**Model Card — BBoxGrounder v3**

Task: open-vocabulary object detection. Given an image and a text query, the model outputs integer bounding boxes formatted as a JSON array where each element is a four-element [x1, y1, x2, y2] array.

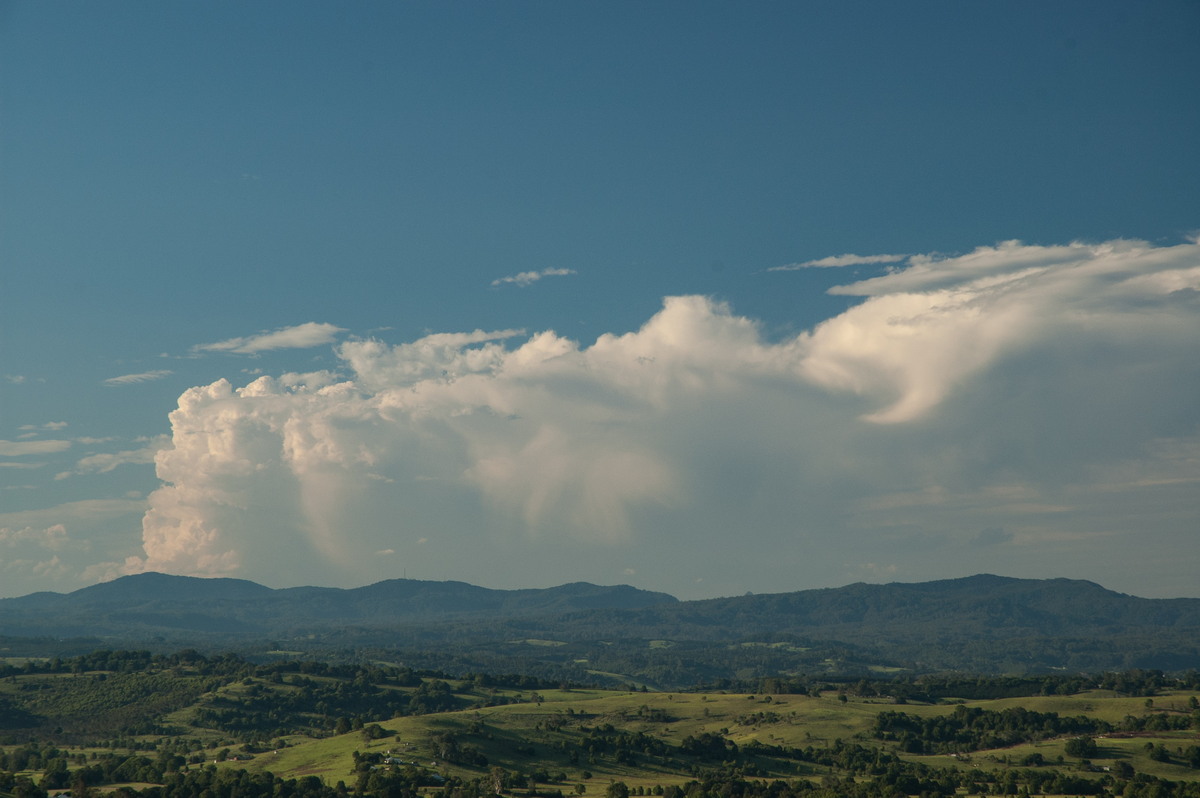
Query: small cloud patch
[[195, 322, 346, 355], [491, 268, 576, 288], [104, 370, 173, 386]]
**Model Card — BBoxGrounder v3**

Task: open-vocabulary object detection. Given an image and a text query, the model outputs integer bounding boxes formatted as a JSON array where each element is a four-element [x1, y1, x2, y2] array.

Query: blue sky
[[1, 1, 1198, 600]]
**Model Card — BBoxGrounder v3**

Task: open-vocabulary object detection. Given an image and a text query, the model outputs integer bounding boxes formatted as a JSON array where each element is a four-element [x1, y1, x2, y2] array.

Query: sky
[[1, 1, 1198, 601]]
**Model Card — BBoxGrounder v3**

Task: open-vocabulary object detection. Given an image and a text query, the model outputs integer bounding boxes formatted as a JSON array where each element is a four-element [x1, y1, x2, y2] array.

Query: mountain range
[[0, 572, 676, 637], [2, 573, 1198, 682]]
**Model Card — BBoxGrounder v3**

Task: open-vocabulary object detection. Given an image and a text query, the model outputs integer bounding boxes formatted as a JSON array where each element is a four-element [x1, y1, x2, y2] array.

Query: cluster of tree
[[8, 759, 1200, 798], [739, 669, 1200, 703], [578, 724, 671, 766], [354, 635, 872, 690], [0, 650, 253, 679], [1, 649, 461, 684], [871, 703, 1200, 757], [19, 640, 1187, 700], [426, 733, 489, 767], [191, 675, 465, 741], [873, 704, 1108, 753], [608, 754, 1200, 798], [1, 668, 226, 743], [194, 677, 408, 738], [0, 740, 291, 795], [462, 672, 572, 691], [679, 733, 739, 762], [5, 729, 1200, 798], [656, 770, 1200, 798], [1144, 743, 1200, 769], [0, 651, 522, 744], [0, 742, 67, 773]]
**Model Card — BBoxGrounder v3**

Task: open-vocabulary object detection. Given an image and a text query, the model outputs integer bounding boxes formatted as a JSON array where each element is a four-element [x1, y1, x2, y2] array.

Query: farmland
[[1, 652, 1199, 797]]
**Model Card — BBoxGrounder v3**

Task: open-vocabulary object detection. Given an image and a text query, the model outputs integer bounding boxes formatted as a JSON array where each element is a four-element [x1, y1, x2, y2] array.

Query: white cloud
[[769, 253, 908, 271], [82, 559, 141, 586], [0, 524, 68, 550], [56, 436, 170, 479], [0, 501, 148, 596], [134, 237, 1200, 598], [338, 329, 525, 392], [491, 267, 577, 287], [104, 370, 173, 386], [194, 322, 347, 355], [801, 238, 1200, 423], [0, 525, 73, 585], [0, 499, 146, 531], [0, 439, 71, 456]]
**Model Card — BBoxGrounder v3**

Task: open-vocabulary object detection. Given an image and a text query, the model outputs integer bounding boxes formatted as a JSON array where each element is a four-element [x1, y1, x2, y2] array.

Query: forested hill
[[0, 573, 677, 637], [2, 573, 1199, 678], [621, 574, 1200, 640], [546, 574, 1200, 671]]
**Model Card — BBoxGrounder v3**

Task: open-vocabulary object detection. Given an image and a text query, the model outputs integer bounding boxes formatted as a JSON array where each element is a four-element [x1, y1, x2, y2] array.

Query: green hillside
[[2, 651, 1200, 797]]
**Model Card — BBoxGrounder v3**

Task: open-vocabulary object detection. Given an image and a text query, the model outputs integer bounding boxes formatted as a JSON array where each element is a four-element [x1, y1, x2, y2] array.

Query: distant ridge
[[0, 573, 679, 638], [71, 572, 274, 603], [1, 573, 1198, 676]]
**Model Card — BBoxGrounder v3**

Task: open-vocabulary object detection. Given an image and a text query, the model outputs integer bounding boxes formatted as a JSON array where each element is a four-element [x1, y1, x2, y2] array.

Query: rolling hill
[[2, 573, 1198, 681]]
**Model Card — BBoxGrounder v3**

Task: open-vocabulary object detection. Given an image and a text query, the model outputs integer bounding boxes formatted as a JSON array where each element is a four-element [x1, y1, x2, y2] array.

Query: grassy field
[[2, 660, 1197, 796], [209, 684, 1200, 791]]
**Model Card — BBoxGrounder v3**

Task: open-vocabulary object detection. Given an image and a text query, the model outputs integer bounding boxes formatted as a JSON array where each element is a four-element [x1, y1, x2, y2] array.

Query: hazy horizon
[[8, 569, 1199, 604]]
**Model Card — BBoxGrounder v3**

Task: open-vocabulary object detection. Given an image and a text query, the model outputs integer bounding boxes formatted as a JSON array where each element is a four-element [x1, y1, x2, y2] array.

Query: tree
[[1065, 736, 1098, 759]]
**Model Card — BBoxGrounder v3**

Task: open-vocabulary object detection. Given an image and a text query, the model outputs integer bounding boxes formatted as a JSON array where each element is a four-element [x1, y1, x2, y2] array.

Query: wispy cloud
[[0, 499, 146, 531], [194, 322, 347, 355], [0, 440, 71, 457], [104, 370, 174, 386], [491, 268, 577, 288], [769, 253, 908, 271], [56, 436, 169, 480]]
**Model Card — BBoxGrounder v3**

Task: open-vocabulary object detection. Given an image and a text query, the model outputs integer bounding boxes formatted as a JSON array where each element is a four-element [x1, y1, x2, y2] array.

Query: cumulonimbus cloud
[[134, 236, 1200, 596], [194, 322, 346, 354]]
